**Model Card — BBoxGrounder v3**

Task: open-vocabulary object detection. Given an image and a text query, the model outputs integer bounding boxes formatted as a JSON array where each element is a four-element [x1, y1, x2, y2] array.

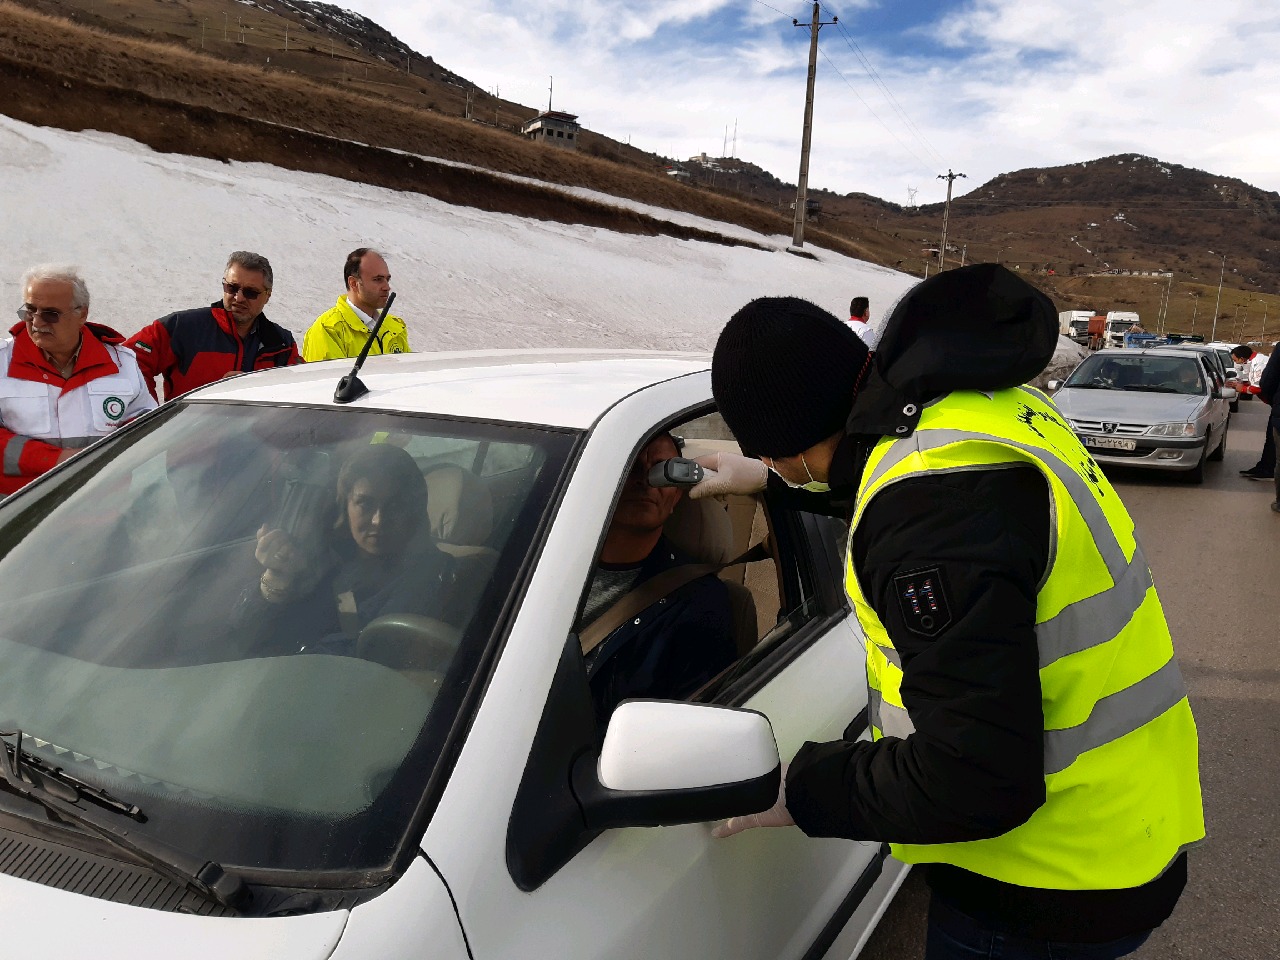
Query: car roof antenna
[[334, 291, 396, 404]]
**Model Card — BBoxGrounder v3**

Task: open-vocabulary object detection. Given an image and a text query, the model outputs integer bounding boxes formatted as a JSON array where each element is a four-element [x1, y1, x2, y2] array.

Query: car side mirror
[[572, 700, 780, 831], [1216, 386, 1237, 401], [1046, 380, 1062, 392]]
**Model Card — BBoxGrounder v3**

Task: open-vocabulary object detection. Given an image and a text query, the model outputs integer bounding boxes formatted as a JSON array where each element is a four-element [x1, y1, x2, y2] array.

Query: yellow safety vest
[[847, 386, 1204, 889]]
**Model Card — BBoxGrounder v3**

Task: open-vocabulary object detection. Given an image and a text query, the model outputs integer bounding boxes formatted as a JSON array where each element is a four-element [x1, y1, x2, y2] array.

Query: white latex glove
[[712, 764, 794, 838], [689, 452, 768, 500]]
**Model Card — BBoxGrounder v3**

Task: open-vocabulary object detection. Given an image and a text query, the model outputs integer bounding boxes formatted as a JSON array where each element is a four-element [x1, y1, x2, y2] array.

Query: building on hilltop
[[522, 111, 581, 150]]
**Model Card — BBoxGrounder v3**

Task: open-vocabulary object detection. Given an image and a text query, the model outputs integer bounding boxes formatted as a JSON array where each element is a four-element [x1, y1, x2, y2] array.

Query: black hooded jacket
[[778, 266, 1186, 942]]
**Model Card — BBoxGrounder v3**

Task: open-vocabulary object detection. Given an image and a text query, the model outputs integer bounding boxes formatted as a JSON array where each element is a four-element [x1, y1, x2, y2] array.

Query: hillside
[[1, 0, 1278, 342]]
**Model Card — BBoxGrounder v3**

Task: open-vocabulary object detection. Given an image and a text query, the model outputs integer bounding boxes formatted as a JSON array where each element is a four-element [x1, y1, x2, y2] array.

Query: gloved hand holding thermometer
[[685, 452, 768, 499]]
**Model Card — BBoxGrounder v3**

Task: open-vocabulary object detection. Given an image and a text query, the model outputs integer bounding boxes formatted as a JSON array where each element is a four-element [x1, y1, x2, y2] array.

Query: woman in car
[[236, 443, 459, 656]]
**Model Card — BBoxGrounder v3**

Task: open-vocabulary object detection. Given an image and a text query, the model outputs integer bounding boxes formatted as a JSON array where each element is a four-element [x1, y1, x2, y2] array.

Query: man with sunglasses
[[125, 251, 300, 402], [1, 264, 155, 495]]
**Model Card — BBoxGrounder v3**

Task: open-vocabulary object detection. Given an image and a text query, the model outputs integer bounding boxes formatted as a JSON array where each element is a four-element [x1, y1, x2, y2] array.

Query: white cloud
[[339, 1, 1280, 206]]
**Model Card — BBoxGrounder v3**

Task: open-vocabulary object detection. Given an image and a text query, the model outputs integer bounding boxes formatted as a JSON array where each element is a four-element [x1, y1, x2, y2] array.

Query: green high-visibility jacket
[[848, 385, 1205, 890]]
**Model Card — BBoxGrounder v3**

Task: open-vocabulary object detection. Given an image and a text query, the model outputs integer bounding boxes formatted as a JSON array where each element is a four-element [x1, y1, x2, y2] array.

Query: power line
[[817, 48, 936, 177], [827, 13, 947, 170], [750, 0, 807, 19]]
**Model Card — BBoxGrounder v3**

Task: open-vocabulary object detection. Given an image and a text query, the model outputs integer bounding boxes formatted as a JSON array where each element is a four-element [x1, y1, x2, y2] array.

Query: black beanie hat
[[711, 297, 871, 458]]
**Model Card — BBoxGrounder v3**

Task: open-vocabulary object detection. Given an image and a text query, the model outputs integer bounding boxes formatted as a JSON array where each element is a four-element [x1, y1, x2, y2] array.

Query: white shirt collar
[[345, 297, 377, 329]]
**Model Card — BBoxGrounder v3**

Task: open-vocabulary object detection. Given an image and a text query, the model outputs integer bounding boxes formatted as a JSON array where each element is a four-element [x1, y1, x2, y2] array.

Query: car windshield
[[0, 400, 575, 877], [1064, 354, 1206, 395]]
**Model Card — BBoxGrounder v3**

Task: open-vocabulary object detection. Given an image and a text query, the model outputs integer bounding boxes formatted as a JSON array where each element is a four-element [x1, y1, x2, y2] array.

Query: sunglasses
[[17, 304, 81, 324], [222, 281, 266, 302]]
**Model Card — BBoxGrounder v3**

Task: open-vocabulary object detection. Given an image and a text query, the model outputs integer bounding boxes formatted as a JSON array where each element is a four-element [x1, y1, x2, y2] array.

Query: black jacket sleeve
[[1259, 345, 1280, 406], [785, 465, 1051, 844]]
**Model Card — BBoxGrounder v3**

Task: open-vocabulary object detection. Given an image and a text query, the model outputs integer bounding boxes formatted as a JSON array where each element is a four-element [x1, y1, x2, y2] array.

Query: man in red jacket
[[2, 264, 155, 494], [126, 251, 301, 401]]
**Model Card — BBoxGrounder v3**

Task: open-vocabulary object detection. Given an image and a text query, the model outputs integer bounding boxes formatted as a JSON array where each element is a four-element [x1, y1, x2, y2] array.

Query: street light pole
[[1210, 251, 1227, 342]]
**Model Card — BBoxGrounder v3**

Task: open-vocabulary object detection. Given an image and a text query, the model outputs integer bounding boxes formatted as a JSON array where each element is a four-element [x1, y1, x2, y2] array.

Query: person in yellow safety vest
[[302, 248, 411, 362], [695, 265, 1204, 960]]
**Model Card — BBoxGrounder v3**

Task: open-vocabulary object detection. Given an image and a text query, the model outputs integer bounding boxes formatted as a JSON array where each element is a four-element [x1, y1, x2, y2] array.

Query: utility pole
[[200, 18, 206, 49], [790, 2, 837, 250], [960, 244, 968, 267], [1210, 251, 1227, 342], [937, 169, 967, 270], [1189, 296, 1198, 335], [284, 23, 288, 52], [1159, 272, 1173, 333], [1262, 300, 1269, 342], [548, 76, 554, 114], [222, 11, 228, 41]]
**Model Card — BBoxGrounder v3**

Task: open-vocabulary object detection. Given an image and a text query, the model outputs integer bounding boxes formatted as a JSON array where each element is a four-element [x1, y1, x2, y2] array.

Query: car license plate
[[1084, 436, 1136, 451]]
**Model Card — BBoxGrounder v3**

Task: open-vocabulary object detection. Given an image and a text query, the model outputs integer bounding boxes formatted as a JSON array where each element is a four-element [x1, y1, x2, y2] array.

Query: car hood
[[1053, 388, 1206, 424], [0, 871, 346, 960]]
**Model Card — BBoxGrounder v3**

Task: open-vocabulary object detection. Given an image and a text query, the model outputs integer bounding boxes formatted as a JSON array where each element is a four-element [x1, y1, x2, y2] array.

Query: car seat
[[664, 495, 759, 657], [1114, 365, 1141, 389], [424, 465, 499, 626]]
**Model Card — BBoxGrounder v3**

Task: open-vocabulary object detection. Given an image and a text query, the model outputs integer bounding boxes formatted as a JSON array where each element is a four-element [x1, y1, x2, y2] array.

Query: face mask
[[766, 455, 830, 493]]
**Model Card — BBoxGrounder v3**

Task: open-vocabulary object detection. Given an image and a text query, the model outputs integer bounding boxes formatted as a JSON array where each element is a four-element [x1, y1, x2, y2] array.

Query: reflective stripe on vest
[[848, 386, 1204, 889]]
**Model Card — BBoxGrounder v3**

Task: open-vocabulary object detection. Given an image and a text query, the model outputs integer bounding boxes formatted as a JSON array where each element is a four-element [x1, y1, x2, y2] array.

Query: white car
[[0, 351, 907, 959]]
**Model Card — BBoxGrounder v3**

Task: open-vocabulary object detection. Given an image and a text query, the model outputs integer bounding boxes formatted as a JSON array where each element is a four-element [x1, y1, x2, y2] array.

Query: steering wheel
[[356, 614, 461, 673]]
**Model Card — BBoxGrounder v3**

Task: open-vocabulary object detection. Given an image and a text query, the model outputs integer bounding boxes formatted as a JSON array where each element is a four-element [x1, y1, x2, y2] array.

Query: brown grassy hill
[[3, 0, 1277, 341], [0, 1, 884, 259]]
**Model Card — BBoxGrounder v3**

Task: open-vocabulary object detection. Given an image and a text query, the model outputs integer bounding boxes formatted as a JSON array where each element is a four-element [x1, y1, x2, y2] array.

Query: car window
[[572, 410, 846, 720], [1065, 353, 1205, 394], [0, 401, 576, 876]]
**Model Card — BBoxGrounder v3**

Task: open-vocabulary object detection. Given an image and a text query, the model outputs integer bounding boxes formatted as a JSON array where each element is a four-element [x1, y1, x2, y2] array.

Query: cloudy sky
[[335, 0, 1280, 206]]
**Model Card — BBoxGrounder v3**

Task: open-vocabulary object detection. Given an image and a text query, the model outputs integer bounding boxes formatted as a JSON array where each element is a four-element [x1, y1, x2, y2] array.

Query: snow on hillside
[[0, 116, 916, 351]]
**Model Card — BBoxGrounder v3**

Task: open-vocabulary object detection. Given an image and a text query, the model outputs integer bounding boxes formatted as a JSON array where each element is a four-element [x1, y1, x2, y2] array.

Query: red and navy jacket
[[125, 302, 301, 401]]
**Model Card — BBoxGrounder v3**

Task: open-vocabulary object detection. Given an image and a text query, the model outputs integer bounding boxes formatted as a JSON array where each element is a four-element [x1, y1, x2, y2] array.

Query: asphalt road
[[859, 398, 1280, 959]]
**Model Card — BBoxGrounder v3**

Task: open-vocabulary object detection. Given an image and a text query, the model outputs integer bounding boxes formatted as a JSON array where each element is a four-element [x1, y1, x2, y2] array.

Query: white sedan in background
[[0, 351, 906, 959]]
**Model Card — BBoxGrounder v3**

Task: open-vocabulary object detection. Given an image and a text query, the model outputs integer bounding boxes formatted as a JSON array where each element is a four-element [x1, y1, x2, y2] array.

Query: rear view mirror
[[573, 700, 780, 830], [1046, 380, 1062, 392]]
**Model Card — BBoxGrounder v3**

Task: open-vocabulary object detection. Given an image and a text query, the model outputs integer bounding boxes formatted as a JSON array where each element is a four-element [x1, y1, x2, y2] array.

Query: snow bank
[[0, 116, 916, 351]]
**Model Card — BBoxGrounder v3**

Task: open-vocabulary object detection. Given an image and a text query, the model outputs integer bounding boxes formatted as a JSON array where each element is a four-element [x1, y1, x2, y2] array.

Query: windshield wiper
[[0, 731, 144, 821], [0, 730, 249, 911]]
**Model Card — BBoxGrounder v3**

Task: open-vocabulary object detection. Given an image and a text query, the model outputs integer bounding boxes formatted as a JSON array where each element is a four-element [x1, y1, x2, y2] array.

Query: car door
[[420, 374, 888, 960]]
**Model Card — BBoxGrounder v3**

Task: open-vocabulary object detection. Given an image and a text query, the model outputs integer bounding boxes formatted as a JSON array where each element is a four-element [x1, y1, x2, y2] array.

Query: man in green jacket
[[303, 248, 412, 361]]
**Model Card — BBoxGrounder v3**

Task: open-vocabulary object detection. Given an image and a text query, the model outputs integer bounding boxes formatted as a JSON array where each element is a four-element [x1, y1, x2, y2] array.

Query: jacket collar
[[335, 296, 375, 332], [7, 321, 122, 388], [211, 301, 273, 340]]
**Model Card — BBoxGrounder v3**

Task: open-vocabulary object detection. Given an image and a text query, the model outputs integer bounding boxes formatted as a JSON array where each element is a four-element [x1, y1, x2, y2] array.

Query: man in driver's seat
[[577, 432, 737, 720]]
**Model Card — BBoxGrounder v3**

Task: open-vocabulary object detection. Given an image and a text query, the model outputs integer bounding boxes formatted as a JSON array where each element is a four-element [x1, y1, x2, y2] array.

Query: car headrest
[[425, 465, 494, 547], [664, 494, 735, 565]]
